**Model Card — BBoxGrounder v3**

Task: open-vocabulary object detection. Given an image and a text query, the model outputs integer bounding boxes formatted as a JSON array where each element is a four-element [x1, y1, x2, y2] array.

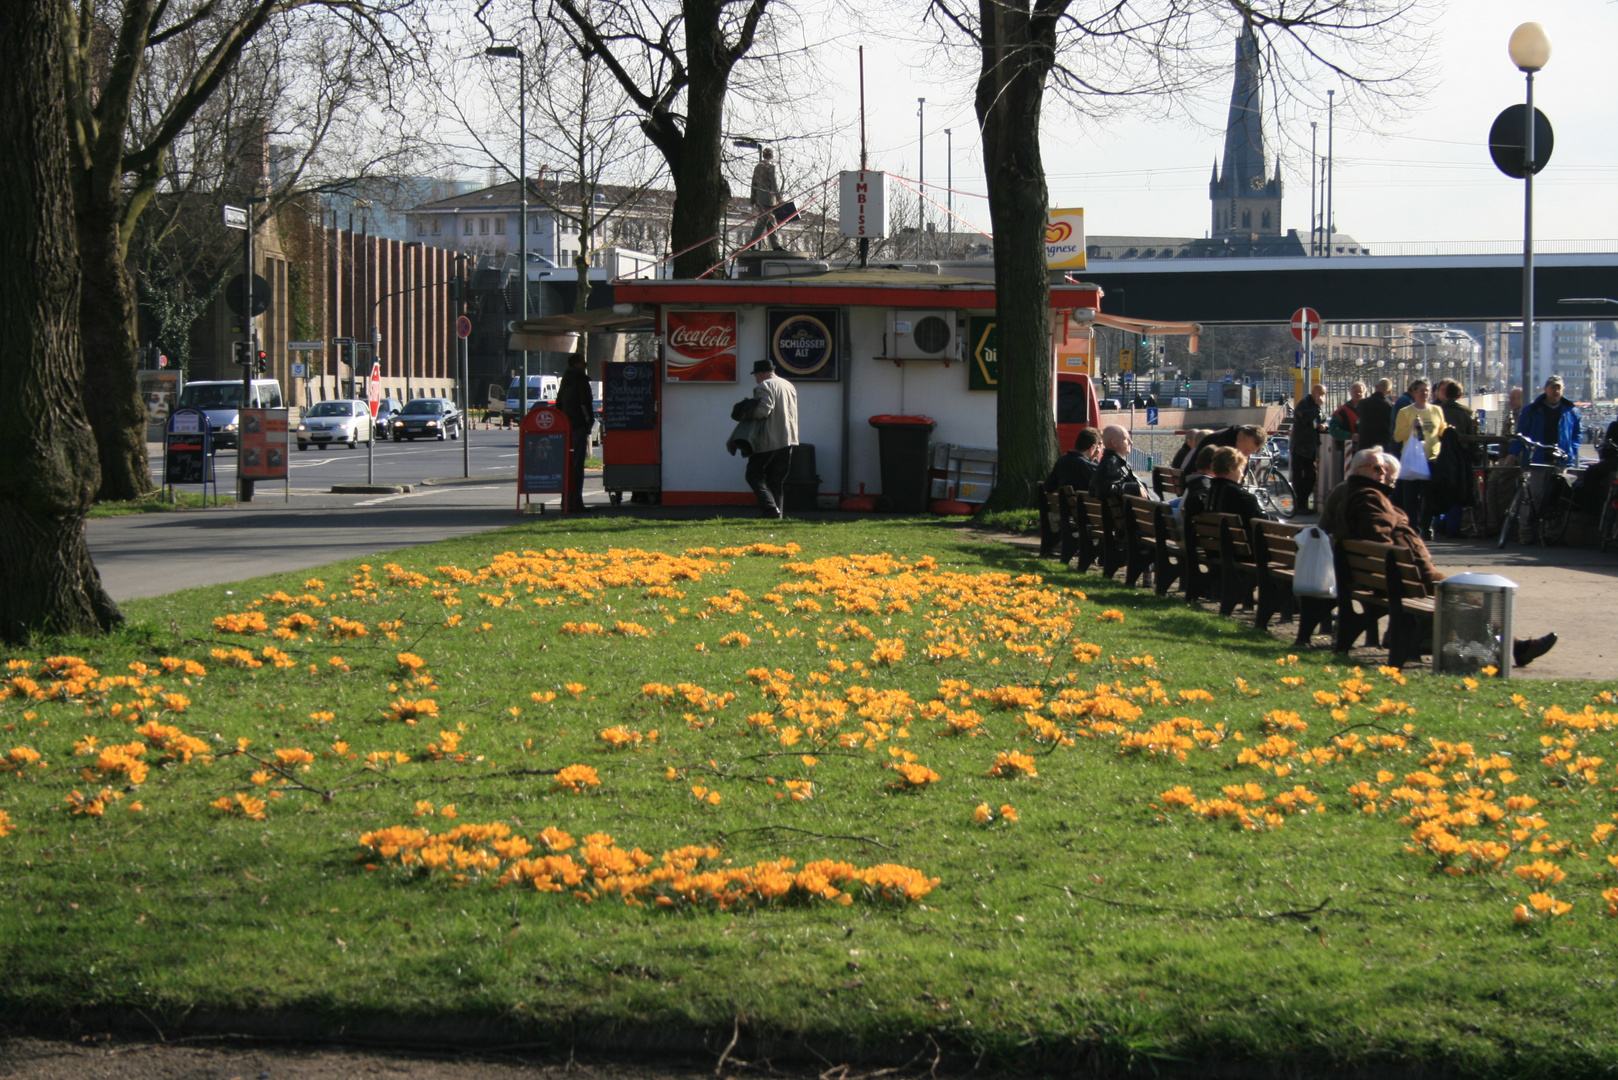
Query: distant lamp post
[[1503, 22, 1553, 396], [486, 44, 530, 402]]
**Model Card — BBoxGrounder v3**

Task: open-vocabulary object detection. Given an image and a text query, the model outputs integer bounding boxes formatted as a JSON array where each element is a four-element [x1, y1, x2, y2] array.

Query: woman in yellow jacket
[[1392, 378, 1447, 540]]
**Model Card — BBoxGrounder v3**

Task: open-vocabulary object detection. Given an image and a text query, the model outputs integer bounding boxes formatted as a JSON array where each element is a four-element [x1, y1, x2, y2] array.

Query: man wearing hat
[[743, 358, 799, 518]]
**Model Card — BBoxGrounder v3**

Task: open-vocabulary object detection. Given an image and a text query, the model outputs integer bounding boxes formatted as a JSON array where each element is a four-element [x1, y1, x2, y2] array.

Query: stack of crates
[[928, 443, 999, 505]]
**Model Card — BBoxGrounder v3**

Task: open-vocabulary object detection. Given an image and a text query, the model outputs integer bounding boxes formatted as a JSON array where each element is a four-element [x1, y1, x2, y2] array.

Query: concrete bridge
[[1072, 252, 1618, 325]]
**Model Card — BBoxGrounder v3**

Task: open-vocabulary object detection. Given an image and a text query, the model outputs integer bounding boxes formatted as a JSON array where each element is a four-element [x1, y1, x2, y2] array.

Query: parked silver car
[[390, 398, 462, 441], [296, 399, 374, 449]]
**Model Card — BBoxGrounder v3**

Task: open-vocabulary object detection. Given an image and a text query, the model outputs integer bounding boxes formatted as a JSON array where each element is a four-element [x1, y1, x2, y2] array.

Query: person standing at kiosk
[[745, 358, 799, 518], [556, 354, 594, 513]]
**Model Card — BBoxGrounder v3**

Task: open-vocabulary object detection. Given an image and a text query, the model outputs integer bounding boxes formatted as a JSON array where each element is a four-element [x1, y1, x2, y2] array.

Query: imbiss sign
[[838, 171, 888, 238]]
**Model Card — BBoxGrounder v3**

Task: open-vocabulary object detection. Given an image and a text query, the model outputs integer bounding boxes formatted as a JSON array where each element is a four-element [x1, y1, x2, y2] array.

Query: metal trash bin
[[868, 415, 936, 513], [1433, 572, 1517, 678]]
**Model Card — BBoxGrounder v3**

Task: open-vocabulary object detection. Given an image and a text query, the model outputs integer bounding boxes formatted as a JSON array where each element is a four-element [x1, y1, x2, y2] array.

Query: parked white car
[[296, 399, 374, 450]]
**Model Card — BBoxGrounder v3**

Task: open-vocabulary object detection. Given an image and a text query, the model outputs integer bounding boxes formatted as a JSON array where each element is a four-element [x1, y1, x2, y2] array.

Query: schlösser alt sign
[[768, 309, 839, 381], [838, 170, 888, 239], [1045, 208, 1086, 270]]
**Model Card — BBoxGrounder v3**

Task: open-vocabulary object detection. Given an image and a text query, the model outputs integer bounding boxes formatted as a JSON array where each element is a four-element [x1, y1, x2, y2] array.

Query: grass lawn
[[88, 490, 234, 517], [3, 516, 1617, 1076]]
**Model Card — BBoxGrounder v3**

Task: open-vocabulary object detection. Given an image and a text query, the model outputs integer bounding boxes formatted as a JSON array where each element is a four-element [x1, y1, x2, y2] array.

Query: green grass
[[88, 490, 234, 516], [2, 517, 1618, 1075], [972, 507, 1040, 535]]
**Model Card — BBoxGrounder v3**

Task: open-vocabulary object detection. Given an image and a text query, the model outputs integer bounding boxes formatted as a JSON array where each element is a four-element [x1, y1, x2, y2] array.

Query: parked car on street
[[1267, 434, 1291, 469], [391, 398, 461, 441], [1098, 398, 1123, 411], [296, 399, 374, 449], [370, 397, 403, 430]]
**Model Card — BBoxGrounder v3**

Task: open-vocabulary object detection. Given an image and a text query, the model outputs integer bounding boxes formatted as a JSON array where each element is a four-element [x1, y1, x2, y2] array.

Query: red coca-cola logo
[[667, 310, 738, 382]]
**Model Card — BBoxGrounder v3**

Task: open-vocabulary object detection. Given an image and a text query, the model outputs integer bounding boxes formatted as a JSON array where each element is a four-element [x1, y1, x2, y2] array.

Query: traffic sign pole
[[366, 360, 382, 484]]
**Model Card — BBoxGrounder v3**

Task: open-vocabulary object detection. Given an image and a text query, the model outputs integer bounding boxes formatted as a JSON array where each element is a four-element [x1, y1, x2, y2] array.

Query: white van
[[176, 378, 283, 448], [504, 374, 562, 422], [1170, 397, 1195, 409]]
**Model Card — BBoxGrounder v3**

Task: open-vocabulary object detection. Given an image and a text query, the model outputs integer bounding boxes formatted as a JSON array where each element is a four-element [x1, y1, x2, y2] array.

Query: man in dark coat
[[1355, 378, 1395, 451], [1039, 428, 1103, 558], [1291, 383, 1326, 514], [555, 353, 594, 513], [1090, 425, 1145, 501], [1182, 424, 1266, 476]]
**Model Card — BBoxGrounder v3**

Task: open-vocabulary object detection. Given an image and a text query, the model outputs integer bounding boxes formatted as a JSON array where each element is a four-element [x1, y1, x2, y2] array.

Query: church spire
[[1209, 20, 1282, 240]]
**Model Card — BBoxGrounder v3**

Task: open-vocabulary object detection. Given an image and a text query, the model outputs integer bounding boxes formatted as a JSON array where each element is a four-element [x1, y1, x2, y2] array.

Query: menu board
[[604, 362, 657, 430], [164, 408, 213, 485], [521, 432, 565, 493], [238, 408, 288, 480]]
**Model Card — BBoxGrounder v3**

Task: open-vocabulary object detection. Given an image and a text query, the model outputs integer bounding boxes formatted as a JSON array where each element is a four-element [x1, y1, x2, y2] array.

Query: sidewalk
[[1004, 527, 1617, 682]]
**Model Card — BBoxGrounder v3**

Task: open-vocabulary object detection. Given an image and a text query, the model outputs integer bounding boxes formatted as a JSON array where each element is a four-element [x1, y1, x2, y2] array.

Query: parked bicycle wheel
[[1540, 474, 1574, 546], [1263, 472, 1297, 518], [1600, 482, 1618, 553], [1498, 488, 1525, 550]]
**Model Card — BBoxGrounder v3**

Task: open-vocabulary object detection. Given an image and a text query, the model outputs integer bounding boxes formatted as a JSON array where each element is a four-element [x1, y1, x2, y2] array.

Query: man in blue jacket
[[1503, 375, 1582, 543]]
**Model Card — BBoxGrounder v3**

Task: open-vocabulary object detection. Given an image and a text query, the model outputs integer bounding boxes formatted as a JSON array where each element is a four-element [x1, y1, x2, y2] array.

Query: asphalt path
[[91, 431, 602, 602]]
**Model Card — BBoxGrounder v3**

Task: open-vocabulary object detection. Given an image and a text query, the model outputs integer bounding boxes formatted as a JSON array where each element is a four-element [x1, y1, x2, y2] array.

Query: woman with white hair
[[1320, 448, 1557, 667]]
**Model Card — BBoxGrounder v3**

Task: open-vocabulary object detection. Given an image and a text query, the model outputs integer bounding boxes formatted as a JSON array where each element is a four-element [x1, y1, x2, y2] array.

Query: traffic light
[[255, 351, 267, 374], [1141, 337, 1150, 349], [1182, 380, 1192, 390], [232, 340, 250, 365]]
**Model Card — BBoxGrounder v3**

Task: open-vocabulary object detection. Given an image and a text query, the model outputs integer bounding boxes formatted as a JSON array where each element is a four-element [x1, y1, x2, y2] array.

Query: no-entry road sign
[[1290, 307, 1322, 343]]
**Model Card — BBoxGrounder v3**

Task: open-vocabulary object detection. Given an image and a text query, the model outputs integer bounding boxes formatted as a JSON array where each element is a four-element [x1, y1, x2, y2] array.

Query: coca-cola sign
[[665, 310, 737, 382]]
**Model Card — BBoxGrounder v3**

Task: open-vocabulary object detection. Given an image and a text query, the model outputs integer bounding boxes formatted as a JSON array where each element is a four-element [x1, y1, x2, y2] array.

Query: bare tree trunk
[[0, 0, 123, 642], [78, 201, 154, 501], [668, 1, 733, 279], [977, 0, 1065, 511]]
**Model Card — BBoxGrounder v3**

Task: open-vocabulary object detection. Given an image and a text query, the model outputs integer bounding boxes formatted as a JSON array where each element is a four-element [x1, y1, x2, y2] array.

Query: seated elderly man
[[1182, 423, 1267, 476], [1322, 449, 1558, 667], [1089, 424, 1146, 501]]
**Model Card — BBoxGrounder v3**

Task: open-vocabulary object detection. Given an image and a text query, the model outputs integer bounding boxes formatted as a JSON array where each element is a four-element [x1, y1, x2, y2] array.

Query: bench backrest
[[1337, 538, 1431, 603], [1190, 512, 1252, 564], [1251, 519, 1304, 569], [1153, 466, 1184, 498]]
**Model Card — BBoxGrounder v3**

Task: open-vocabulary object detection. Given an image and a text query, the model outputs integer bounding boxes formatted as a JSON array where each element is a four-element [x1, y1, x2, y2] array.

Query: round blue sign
[[771, 314, 833, 377]]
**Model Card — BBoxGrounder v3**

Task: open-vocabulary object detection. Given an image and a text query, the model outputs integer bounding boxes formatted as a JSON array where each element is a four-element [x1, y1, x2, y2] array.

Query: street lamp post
[[1509, 22, 1552, 397], [403, 241, 423, 400], [486, 45, 530, 417]]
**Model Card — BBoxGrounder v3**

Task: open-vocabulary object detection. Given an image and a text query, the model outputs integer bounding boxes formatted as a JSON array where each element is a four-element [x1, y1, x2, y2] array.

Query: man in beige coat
[[745, 358, 799, 518]]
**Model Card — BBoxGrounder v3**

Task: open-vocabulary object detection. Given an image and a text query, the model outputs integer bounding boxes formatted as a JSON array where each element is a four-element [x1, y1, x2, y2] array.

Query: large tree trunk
[[77, 194, 154, 501], [667, 0, 734, 280], [977, 0, 1062, 510], [0, 0, 123, 643]]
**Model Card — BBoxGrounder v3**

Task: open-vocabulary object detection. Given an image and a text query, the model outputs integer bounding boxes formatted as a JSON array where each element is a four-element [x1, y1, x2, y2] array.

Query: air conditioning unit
[[889, 310, 958, 361]]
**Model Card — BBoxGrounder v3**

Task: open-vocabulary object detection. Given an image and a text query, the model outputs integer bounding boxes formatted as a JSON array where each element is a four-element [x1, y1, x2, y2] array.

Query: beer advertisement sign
[[665, 310, 738, 382], [767, 309, 838, 380]]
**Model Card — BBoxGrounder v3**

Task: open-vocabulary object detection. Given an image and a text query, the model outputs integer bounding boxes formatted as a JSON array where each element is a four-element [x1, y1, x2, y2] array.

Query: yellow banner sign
[[1045, 209, 1086, 269]]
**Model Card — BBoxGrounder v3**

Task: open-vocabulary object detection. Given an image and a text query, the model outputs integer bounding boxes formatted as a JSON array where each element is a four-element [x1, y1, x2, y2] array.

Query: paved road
[[94, 432, 604, 601]]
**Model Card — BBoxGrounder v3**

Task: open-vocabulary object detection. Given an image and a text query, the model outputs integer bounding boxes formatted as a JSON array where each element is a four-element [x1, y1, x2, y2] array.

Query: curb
[[420, 475, 514, 487], [330, 484, 412, 494]]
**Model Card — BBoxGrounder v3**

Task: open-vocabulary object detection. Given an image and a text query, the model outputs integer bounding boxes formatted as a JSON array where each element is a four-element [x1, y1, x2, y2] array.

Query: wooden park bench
[[1188, 512, 1260, 617], [1122, 495, 1185, 596], [1249, 519, 1334, 647], [1333, 538, 1436, 668], [1152, 466, 1184, 500]]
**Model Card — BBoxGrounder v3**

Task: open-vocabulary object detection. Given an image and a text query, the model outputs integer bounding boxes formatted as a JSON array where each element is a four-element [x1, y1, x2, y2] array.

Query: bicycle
[[1497, 434, 1572, 549], [1245, 451, 1297, 519]]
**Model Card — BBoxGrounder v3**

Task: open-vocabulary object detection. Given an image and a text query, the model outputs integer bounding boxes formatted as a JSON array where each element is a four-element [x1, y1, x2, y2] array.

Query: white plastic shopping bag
[[1294, 525, 1337, 599]]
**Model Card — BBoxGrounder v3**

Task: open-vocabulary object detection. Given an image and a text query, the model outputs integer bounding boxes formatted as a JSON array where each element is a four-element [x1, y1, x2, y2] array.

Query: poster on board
[[238, 408, 288, 479], [665, 310, 737, 382], [767, 309, 838, 381]]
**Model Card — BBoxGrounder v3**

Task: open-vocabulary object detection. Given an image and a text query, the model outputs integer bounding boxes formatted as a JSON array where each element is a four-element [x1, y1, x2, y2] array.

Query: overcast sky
[[792, 0, 1617, 248]]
